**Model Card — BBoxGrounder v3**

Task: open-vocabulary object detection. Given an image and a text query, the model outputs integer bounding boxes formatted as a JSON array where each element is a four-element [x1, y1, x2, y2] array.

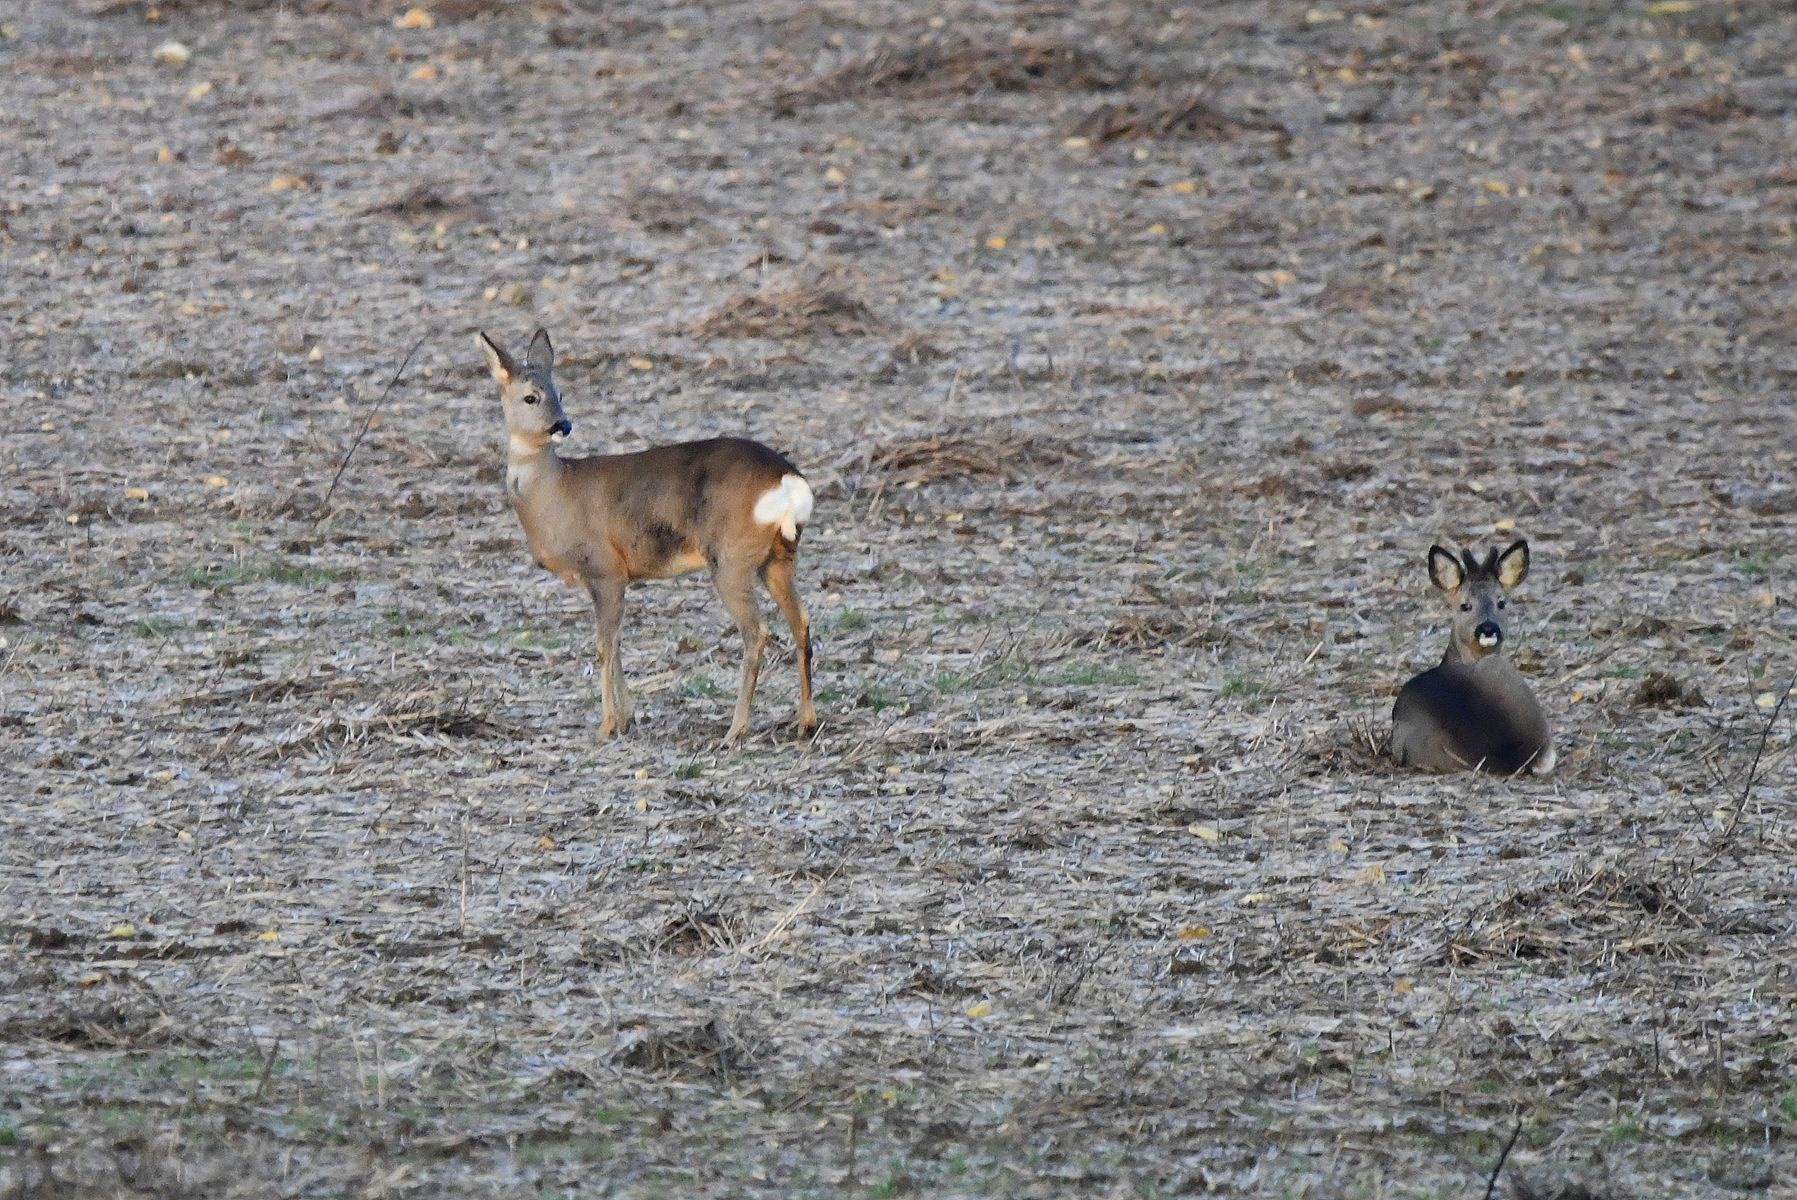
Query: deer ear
[[526, 327, 554, 374], [478, 331, 515, 385], [1496, 539, 1530, 589], [1427, 545, 1464, 592]]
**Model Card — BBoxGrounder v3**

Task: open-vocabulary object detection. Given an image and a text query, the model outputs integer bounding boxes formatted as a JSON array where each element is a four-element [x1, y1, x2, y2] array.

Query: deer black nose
[[553, 419, 572, 437], [1473, 621, 1502, 648]]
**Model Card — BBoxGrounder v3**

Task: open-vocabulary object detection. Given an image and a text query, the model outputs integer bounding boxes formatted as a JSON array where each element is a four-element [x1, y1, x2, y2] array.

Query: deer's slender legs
[[761, 551, 816, 735], [588, 576, 629, 739], [713, 562, 768, 744]]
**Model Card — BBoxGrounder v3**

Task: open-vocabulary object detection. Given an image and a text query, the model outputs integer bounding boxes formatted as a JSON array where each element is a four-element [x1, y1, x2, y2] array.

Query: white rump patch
[[752, 474, 814, 540]]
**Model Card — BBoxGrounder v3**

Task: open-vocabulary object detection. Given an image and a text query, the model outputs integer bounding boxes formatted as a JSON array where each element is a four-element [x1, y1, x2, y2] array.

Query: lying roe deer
[[1391, 540, 1554, 775], [479, 328, 817, 744]]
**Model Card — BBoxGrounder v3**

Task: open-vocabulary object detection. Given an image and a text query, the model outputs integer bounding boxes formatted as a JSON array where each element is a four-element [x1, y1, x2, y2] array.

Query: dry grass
[[861, 431, 1084, 485], [787, 34, 1129, 104], [692, 283, 882, 339]]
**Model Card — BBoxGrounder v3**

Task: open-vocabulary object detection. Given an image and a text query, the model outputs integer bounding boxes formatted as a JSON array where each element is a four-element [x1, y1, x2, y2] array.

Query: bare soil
[[2, 1, 1795, 1196]]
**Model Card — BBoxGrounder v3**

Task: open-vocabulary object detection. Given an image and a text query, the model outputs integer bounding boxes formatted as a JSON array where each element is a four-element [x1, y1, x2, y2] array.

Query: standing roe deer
[[480, 328, 817, 744], [1391, 540, 1554, 775]]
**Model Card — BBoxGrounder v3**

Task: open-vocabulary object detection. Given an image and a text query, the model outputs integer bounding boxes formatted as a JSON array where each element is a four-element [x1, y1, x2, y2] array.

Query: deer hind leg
[[713, 560, 768, 745], [761, 547, 816, 736], [588, 577, 630, 740]]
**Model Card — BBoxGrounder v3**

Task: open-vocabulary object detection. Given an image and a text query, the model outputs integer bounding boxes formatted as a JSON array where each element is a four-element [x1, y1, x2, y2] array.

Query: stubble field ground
[[2, 0, 1795, 1196]]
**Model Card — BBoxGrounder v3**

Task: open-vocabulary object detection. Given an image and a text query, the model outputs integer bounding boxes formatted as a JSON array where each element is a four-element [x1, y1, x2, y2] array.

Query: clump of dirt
[[1635, 671, 1705, 708], [692, 285, 883, 339], [788, 34, 1130, 104], [361, 183, 487, 223], [614, 1018, 752, 1081], [1350, 394, 1411, 417], [620, 182, 719, 234], [1061, 91, 1290, 146]]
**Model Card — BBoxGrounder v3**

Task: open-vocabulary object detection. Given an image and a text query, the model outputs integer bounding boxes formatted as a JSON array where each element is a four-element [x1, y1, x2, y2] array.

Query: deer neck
[[506, 435, 563, 506], [1440, 637, 1481, 668]]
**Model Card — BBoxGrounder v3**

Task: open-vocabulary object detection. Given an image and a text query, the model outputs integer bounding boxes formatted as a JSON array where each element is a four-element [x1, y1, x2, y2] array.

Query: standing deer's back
[[1391, 541, 1554, 776]]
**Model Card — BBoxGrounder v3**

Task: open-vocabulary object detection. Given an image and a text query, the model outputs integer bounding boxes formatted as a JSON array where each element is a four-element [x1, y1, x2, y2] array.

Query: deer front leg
[[588, 576, 629, 740], [713, 562, 767, 745]]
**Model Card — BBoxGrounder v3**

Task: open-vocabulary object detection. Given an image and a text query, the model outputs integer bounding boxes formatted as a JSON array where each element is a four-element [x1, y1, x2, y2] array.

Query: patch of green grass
[[1604, 1113, 1645, 1144], [0, 1120, 18, 1147], [1538, 3, 1574, 19], [859, 684, 901, 712], [867, 1162, 914, 1199], [517, 1134, 613, 1165], [511, 630, 569, 651], [932, 670, 974, 693], [1778, 1088, 1797, 1122], [1218, 674, 1274, 711], [1735, 556, 1767, 580], [674, 763, 703, 781], [277, 1109, 347, 1142], [186, 560, 338, 591], [132, 616, 183, 639], [1476, 1077, 1501, 1095], [135, 1054, 268, 1083], [266, 562, 336, 587], [185, 565, 254, 589], [590, 1105, 629, 1126], [1058, 663, 1141, 687], [385, 611, 475, 645], [679, 676, 722, 699], [834, 608, 869, 631], [97, 1106, 150, 1134]]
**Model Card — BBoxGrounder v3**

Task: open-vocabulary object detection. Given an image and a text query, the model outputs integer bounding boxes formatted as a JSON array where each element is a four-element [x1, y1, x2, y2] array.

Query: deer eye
[[523, 392, 540, 405], [1497, 600, 1507, 609], [1459, 602, 1472, 612]]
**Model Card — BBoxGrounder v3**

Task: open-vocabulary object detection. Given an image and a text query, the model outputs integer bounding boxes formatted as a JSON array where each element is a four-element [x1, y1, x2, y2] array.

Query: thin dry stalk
[[1708, 668, 1795, 850], [314, 334, 429, 522]]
